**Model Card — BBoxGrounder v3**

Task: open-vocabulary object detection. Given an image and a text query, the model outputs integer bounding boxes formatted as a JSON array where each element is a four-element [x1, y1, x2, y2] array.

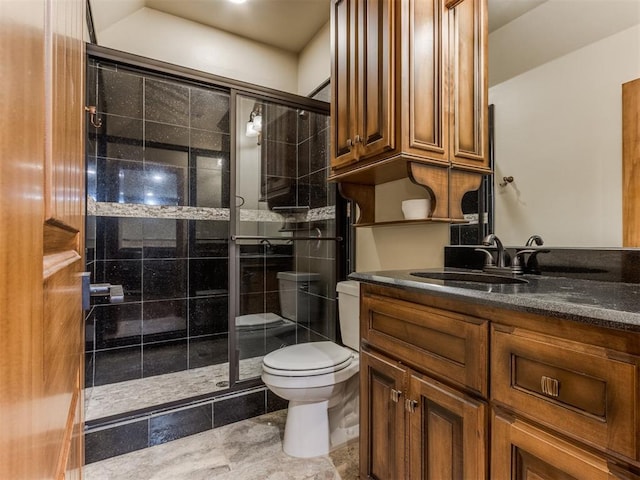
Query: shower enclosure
[[83, 47, 338, 460]]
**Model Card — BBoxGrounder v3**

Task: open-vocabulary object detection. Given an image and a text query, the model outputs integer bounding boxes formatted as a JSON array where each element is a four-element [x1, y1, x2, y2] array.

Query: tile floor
[[84, 410, 359, 480]]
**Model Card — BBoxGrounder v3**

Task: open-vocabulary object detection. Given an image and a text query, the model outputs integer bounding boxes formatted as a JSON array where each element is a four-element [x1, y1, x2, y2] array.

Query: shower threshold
[[85, 356, 263, 422]]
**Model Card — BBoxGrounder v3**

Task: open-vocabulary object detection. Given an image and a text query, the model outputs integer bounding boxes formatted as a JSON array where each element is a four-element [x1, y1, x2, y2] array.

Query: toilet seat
[[263, 341, 354, 377], [236, 312, 284, 328]]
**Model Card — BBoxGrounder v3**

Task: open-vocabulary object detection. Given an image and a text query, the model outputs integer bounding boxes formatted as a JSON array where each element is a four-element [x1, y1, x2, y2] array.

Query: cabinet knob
[[541, 376, 560, 397], [405, 399, 418, 413], [390, 389, 402, 403]]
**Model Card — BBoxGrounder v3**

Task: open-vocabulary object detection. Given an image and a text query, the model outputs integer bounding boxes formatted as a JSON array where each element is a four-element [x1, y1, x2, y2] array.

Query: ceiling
[[488, 0, 547, 32], [90, 0, 331, 53], [90, 0, 545, 54]]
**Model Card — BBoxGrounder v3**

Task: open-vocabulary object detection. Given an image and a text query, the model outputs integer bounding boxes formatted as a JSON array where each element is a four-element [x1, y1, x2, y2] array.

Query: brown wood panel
[[409, 162, 450, 220], [491, 411, 620, 480], [358, 0, 395, 161], [1, 1, 85, 478], [362, 291, 488, 396], [403, 0, 449, 163], [338, 182, 376, 225], [491, 327, 638, 461], [447, 0, 488, 170], [409, 372, 487, 480], [449, 168, 483, 219], [0, 1, 47, 478], [623, 78, 640, 247], [331, 0, 358, 169], [360, 348, 407, 480], [46, 0, 85, 230]]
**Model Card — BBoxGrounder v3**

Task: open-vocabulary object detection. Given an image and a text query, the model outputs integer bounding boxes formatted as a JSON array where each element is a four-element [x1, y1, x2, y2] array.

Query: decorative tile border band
[[87, 198, 335, 223]]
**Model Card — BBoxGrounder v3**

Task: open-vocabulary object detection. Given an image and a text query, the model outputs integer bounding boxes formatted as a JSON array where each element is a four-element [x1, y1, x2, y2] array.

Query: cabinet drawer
[[491, 326, 639, 461], [492, 411, 626, 480], [362, 292, 488, 395]]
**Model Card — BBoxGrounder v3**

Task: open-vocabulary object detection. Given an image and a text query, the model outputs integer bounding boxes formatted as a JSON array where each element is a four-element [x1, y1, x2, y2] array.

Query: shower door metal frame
[[87, 44, 331, 395]]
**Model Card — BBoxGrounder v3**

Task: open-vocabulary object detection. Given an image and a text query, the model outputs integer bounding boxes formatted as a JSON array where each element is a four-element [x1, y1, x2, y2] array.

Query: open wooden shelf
[[355, 218, 469, 228], [337, 162, 484, 227]]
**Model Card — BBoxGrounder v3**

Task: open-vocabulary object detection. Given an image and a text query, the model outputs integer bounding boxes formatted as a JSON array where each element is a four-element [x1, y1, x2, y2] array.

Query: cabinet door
[[446, 0, 488, 170], [408, 372, 487, 479], [492, 412, 623, 480], [360, 349, 407, 480], [331, 0, 359, 169], [357, 0, 395, 161], [402, 0, 450, 165]]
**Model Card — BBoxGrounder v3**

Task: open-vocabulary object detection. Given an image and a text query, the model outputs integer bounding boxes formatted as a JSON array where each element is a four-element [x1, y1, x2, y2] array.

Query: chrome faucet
[[521, 234, 549, 274], [526, 235, 544, 247], [482, 234, 509, 268]]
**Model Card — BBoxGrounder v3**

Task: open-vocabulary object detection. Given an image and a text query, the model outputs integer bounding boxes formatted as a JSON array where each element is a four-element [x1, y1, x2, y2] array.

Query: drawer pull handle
[[405, 399, 418, 413], [390, 389, 402, 403], [541, 376, 560, 397]]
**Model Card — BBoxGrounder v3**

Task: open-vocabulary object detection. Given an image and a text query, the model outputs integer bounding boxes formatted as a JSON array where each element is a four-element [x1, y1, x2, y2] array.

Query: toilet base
[[283, 400, 330, 458]]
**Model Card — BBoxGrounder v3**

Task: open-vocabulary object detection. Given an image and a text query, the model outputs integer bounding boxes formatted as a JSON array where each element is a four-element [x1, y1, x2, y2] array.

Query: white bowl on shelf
[[401, 198, 431, 220]]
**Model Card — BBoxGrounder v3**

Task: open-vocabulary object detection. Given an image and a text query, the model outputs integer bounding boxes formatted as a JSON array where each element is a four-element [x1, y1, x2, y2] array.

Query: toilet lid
[[263, 341, 353, 375]]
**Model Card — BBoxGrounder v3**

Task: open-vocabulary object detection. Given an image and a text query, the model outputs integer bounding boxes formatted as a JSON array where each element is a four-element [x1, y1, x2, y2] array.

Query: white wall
[[356, 224, 450, 271], [355, 179, 450, 271], [491, 23, 640, 247], [98, 7, 299, 93], [297, 22, 330, 96]]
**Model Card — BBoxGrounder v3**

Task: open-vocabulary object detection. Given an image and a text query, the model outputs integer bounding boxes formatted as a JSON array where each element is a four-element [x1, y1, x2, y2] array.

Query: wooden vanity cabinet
[[358, 283, 640, 480], [360, 348, 488, 480], [360, 284, 488, 480], [330, 0, 489, 178]]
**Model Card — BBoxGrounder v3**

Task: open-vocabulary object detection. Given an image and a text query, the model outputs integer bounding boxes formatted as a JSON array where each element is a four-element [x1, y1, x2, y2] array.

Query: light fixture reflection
[[246, 121, 259, 137], [246, 105, 263, 144]]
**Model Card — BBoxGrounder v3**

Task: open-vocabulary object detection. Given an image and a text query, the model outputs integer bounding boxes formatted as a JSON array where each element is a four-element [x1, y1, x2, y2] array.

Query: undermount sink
[[410, 271, 528, 285]]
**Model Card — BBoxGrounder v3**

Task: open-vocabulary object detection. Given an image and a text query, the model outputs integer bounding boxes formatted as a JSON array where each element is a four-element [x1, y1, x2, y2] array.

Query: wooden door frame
[[623, 77, 640, 247]]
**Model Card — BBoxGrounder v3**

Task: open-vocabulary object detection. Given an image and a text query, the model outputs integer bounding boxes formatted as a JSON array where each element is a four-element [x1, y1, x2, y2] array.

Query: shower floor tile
[[84, 410, 359, 480], [86, 357, 263, 421]]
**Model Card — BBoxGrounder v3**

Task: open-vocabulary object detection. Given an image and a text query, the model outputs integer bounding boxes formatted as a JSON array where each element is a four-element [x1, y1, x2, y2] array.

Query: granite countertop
[[349, 268, 640, 332]]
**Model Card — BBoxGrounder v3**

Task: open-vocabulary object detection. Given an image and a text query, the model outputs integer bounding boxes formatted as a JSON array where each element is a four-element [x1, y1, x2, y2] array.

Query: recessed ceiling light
[[229, 0, 247, 4]]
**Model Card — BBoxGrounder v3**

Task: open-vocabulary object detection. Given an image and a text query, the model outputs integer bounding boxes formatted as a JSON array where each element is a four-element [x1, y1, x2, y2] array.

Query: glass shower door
[[233, 94, 335, 383]]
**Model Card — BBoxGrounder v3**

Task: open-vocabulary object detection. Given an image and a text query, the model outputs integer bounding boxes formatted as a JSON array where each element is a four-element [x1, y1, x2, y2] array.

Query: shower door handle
[[88, 282, 124, 304]]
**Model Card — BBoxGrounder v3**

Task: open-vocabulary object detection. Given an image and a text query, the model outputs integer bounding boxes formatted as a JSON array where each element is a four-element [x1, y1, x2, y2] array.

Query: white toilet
[[261, 279, 360, 458]]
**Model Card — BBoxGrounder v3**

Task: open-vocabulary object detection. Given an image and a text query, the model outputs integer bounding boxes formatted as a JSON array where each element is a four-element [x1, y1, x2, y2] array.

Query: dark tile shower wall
[[243, 99, 336, 346], [85, 60, 232, 388], [295, 109, 337, 344]]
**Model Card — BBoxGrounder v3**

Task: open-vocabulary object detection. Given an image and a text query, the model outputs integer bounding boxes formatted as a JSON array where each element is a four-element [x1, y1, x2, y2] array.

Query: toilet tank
[[277, 271, 321, 322], [337, 281, 360, 350]]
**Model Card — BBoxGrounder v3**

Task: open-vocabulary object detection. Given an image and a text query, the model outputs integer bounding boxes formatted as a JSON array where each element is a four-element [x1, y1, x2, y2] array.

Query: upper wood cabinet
[[330, 0, 489, 181], [332, 0, 395, 171]]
